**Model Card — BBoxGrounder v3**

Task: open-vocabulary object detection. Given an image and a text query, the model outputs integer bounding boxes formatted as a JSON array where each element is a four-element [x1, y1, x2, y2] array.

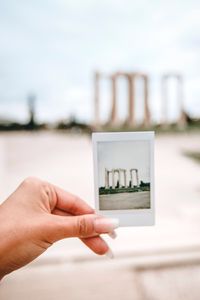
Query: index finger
[[53, 185, 94, 215]]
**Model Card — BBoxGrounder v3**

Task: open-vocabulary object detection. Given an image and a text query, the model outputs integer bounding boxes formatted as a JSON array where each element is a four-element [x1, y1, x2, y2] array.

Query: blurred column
[[161, 73, 187, 128], [161, 74, 168, 127], [27, 93, 36, 130], [177, 75, 187, 128], [110, 74, 118, 125], [143, 75, 151, 127], [94, 71, 100, 127], [127, 75, 135, 127]]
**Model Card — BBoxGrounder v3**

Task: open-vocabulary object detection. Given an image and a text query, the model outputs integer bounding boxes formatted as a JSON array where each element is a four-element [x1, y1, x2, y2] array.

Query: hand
[[0, 177, 119, 280]]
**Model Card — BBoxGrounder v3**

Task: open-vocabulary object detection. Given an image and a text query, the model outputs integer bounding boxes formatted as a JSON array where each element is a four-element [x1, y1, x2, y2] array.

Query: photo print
[[93, 132, 154, 226], [98, 140, 150, 210]]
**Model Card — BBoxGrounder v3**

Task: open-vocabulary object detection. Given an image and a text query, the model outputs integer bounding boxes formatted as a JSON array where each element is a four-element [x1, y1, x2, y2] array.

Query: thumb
[[48, 214, 119, 242]]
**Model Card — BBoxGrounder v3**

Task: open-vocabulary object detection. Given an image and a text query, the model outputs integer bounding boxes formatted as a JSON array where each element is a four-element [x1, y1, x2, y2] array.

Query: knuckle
[[40, 182, 51, 196], [21, 177, 56, 209], [22, 177, 49, 194], [77, 217, 93, 237], [78, 217, 87, 236], [22, 176, 40, 188], [22, 177, 48, 195], [40, 183, 57, 210]]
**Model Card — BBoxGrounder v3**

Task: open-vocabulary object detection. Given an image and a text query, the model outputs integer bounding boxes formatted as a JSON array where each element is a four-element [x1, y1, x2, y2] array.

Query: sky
[[0, 0, 199, 123], [97, 141, 150, 187]]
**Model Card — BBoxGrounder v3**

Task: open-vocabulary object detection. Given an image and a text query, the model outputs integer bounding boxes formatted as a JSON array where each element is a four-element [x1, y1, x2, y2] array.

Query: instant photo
[[92, 132, 154, 226]]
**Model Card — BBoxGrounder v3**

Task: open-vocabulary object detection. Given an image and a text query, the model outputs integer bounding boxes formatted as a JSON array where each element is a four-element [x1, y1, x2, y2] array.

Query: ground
[[100, 191, 150, 210], [1, 131, 200, 300]]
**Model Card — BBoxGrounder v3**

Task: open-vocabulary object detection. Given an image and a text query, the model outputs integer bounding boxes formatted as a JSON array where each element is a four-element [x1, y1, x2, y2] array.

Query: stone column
[[127, 75, 135, 127], [105, 168, 109, 189], [130, 170, 133, 188], [118, 169, 122, 188], [112, 169, 115, 189], [110, 74, 117, 125], [161, 75, 168, 127], [161, 73, 187, 128], [136, 169, 139, 186], [124, 170, 127, 188], [177, 75, 187, 128], [94, 71, 100, 127], [143, 75, 150, 127]]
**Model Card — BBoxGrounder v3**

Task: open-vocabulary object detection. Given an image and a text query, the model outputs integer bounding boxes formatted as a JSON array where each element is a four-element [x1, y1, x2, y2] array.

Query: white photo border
[[92, 131, 155, 227]]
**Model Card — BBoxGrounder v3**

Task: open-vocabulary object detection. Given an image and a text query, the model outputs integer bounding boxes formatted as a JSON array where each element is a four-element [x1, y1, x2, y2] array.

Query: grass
[[184, 151, 200, 164], [99, 186, 150, 195]]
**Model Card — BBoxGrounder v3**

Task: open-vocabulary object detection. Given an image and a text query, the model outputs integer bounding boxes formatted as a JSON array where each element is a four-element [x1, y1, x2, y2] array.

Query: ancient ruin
[[104, 168, 139, 189], [94, 71, 186, 128], [161, 73, 186, 128], [94, 71, 150, 128]]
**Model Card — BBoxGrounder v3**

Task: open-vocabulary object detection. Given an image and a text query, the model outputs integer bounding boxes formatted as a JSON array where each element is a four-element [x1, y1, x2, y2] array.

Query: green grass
[[99, 186, 150, 195], [184, 151, 200, 164]]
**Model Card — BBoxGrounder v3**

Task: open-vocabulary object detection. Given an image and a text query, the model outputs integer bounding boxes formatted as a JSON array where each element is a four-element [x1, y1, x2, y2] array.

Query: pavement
[[100, 191, 150, 209], [0, 131, 200, 300]]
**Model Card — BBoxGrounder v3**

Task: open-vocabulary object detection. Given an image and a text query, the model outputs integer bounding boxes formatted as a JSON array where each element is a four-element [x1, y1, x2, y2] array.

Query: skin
[[0, 177, 117, 280]]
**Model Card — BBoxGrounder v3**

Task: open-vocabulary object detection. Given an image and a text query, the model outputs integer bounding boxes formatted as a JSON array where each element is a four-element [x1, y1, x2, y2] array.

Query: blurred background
[[0, 0, 200, 299]]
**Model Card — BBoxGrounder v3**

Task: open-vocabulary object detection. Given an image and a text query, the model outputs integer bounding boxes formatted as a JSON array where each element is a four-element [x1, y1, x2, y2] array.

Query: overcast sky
[[0, 0, 199, 123], [97, 140, 150, 187]]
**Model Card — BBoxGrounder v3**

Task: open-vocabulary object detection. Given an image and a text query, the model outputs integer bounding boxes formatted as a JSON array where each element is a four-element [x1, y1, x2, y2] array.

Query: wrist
[[0, 206, 17, 279]]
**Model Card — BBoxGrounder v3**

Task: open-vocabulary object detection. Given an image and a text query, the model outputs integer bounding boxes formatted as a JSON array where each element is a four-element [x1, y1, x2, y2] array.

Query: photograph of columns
[[97, 139, 151, 210], [104, 168, 139, 189]]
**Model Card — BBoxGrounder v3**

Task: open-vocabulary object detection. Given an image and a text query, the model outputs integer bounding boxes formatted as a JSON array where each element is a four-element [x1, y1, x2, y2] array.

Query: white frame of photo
[[92, 131, 155, 227]]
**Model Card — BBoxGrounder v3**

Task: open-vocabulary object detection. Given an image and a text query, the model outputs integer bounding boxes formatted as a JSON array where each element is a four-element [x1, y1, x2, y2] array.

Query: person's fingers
[[47, 214, 119, 242], [52, 207, 111, 255], [81, 236, 109, 255], [53, 185, 94, 215]]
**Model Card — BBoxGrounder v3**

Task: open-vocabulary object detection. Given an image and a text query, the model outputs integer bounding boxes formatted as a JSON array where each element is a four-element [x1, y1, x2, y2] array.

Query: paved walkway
[[100, 191, 150, 209]]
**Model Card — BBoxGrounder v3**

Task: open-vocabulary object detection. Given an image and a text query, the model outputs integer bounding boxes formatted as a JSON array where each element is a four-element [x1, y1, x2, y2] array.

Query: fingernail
[[105, 248, 114, 259], [94, 218, 119, 233], [108, 230, 117, 239]]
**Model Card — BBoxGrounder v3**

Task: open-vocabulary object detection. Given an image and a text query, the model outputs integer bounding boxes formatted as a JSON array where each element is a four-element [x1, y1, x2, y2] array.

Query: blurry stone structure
[[94, 72, 100, 127], [105, 168, 139, 189], [94, 71, 187, 128], [94, 71, 150, 128], [27, 93, 36, 130], [161, 73, 187, 128]]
